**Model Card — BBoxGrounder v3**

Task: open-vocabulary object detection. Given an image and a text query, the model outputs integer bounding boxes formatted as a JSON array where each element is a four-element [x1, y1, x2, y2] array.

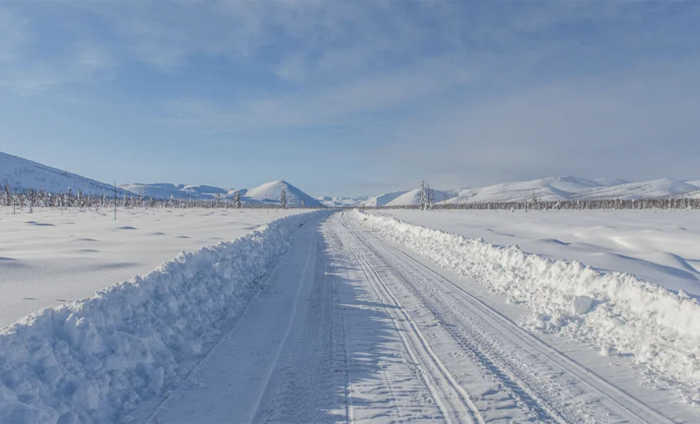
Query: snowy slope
[[360, 191, 409, 207], [384, 188, 457, 206], [0, 151, 130, 196], [572, 178, 699, 200], [242, 180, 322, 207], [317, 196, 368, 207], [118, 183, 203, 200], [121, 181, 322, 207], [592, 177, 630, 186], [447, 176, 602, 204]]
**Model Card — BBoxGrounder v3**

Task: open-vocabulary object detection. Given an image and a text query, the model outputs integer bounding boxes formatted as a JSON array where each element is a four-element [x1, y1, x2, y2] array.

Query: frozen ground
[[0, 207, 301, 327], [1, 209, 698, 423], [376, 209, 700, 296]]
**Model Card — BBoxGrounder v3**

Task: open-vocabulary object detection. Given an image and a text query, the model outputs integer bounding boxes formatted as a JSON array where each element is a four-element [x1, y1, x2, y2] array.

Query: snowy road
[[150, 212, 689, 423]]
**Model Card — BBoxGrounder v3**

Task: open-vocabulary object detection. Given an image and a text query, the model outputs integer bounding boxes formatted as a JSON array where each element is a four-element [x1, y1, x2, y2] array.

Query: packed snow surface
[[0, 207, 303, 327], [0, 152, 131, 197], [0, 210, 323, 423], [355, 209, 700, 405]]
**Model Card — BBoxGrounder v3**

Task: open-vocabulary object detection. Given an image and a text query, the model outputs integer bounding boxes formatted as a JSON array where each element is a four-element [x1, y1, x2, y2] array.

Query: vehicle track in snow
[[342, 211, 676, 424], [151, 212, 680, 423]]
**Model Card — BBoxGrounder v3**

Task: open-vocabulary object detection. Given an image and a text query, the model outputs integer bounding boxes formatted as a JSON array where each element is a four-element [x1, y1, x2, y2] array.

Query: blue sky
[[0, 1, 699, 197]]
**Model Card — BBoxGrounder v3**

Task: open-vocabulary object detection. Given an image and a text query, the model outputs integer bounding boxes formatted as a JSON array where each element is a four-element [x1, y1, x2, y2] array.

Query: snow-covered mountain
[[242, 180, 322, 207], [385, 189, 457, 207], [571, 178, 700, 200], [118, 183, 210, 200], [445, 176, 601, 204], [360, 191, 410, 207], [317, 196, 368, 207], [0, 151, 131, 196], [591, 177, 630, 186], [121, 180, 322, 207], [363, 176, 700, 207]]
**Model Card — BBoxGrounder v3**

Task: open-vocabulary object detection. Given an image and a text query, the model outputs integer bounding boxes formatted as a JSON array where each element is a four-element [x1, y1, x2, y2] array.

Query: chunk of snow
[[572, 295, 594, 315]]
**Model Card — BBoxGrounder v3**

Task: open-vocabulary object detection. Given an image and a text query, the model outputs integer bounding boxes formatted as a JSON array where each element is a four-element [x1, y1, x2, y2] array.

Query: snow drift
[[0, 210, 325, 424], [352, 210, 700, 399]]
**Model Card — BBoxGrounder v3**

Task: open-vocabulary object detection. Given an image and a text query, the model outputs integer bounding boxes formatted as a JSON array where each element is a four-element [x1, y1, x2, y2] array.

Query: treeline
[[1, 186, 316, 210], [364, 197, 700, 211]]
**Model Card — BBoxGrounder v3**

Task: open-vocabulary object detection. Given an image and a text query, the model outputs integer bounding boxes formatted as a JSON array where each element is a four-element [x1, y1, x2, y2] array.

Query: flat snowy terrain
[[0, 207, 301, 327], [378, 209, 700, 296], [1, 210, 698, 423]]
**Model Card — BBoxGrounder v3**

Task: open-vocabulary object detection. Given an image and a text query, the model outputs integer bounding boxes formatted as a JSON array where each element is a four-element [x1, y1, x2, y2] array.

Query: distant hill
[[362, 176, 700, 207], [446, 176, 602, 204], [121, 180, 322, 207], [0, 151, 131, 196], [385, 188, 457, 206], [242, 180, 322, 207], [571, 178, 700, 200], [360, 191, 410, 207], [316, 196, 368, 207]]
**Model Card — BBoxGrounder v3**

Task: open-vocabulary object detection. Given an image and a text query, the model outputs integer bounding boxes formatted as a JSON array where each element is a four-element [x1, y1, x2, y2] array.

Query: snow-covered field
[[1, 209, 698, 423], [376, 209, 700, 296], [0, 207, 302, 327]]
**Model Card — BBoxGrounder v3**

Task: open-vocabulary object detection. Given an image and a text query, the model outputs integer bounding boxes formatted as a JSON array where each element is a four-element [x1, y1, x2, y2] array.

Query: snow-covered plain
[[376, 209, 700, 296], [1, 209, 697, 423], [0, 207, 303, 327]]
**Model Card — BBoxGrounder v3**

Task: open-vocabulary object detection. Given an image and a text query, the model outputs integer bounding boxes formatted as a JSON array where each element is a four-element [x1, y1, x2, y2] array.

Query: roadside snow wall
[[0, 211, 325, 424], [352, 210, 700, 401]]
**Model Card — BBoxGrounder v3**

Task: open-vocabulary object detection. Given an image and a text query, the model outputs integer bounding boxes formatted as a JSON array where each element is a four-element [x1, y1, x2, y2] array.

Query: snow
[[359, 190, 409, 207], [592, 177, 631, 186], [117, 183, 220, 200], [316, 195, 368, 207], [375, 209, 700, 296], [0, 210, 323, 424], [360, 176, 700, 207], [446, 176, 604, 204], [572, 178, 700, 200], [0, 151, 130, 197], [354, 209, 700, 404], [242, 180, 322, 207], [384, 188, 457, 207], [122, 180, 323, 207], [0, 207, 304, 327], [147, 211, 695, 422]]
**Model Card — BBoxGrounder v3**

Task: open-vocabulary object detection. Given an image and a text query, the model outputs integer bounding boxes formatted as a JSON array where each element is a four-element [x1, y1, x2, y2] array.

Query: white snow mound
[[0, 211, 324, 424]]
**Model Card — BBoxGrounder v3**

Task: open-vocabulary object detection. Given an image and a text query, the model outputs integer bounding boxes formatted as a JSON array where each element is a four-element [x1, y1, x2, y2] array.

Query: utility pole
[[114, 181, 117, 220]]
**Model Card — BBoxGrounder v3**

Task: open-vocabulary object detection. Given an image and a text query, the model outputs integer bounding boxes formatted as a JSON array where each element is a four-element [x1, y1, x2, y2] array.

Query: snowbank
[[0, 211, 325, 423], [352, 210, 700, 399]]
